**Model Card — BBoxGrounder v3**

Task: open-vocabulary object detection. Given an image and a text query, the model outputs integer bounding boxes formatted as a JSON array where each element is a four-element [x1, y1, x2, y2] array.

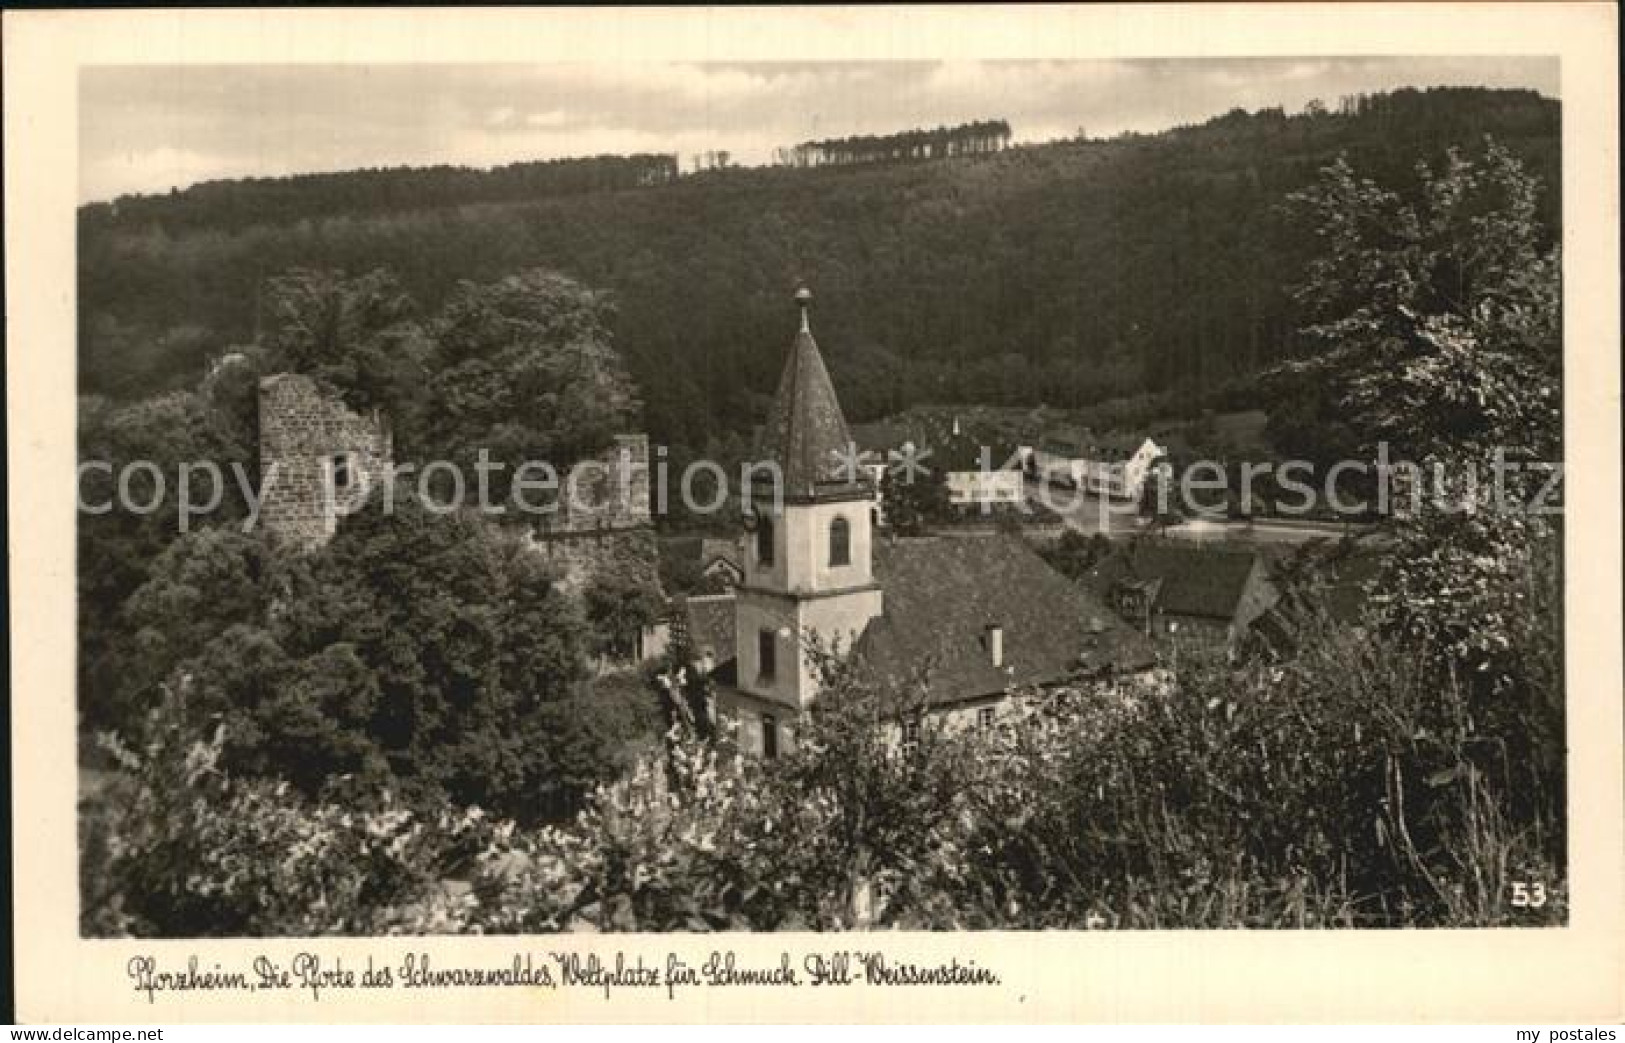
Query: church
[[668, 289, 1156, 756]]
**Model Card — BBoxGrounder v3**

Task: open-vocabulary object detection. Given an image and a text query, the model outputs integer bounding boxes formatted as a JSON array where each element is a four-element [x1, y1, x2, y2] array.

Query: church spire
[[757, 286, 861, 501]]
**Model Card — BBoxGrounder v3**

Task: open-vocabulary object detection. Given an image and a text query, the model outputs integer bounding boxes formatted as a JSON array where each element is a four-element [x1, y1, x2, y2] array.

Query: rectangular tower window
[[758, 629, 777, 681], [755, 516, 775, 567]]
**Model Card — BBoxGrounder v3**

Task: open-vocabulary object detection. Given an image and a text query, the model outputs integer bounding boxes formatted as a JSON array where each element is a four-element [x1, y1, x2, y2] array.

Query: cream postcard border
[[6, 3, 1621, 1024]]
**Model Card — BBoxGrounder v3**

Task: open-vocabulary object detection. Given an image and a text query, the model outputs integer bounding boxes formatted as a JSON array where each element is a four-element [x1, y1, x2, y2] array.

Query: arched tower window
[[331, 453, 354, 491], [829, 516, 851, 567], [755, 515, 775, 567]]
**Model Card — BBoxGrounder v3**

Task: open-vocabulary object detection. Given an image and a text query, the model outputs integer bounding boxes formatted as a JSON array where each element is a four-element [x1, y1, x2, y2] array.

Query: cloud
[[81, 146, 233, 204], [523, 109, 571, 129]]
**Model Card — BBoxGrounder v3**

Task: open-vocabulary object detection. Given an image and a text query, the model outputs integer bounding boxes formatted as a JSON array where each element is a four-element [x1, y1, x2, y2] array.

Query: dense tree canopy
[[259, 266, 432, 432], [247, 265, 640, 472], [776, 118, 1013, 167], [1268, 138, 1564, 834], [99, 488, 660, 823], [78, 88, 1559, 455], [424, 269, 641, 492], [78, 266, 645, 755], [79, 153, 681, 237]]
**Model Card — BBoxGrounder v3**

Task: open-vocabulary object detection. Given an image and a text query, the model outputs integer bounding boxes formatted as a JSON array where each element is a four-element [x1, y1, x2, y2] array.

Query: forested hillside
[[79, 87, 1558, 449]]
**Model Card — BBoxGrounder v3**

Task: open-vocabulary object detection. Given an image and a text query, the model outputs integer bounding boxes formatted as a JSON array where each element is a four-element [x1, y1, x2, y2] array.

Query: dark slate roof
[[855, 534, 1156, 705], [700, 537, 743, 572], [1038, 429, 1152, 461], [1088, 541, 1261, 622], [758, 306, 865, 500], [668, 593, 737, 668], [1249, 541, 1384, 655]]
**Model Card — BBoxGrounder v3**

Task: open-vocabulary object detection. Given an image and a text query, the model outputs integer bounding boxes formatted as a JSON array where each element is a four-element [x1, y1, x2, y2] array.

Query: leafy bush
[[86, 560, 1564, 936], [81, 685, 457, 937]]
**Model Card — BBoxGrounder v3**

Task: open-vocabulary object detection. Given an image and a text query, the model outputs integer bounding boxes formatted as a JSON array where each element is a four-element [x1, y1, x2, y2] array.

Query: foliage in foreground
[[84, 577, 1564, 936]]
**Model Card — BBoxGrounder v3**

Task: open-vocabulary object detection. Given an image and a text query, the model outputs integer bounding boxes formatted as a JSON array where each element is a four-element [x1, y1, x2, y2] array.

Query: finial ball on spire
[[794, 286, 813, 332]]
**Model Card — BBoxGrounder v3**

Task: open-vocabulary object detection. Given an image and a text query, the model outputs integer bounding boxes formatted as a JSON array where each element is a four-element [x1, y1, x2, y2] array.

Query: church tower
[[732, 287, 883, 715]]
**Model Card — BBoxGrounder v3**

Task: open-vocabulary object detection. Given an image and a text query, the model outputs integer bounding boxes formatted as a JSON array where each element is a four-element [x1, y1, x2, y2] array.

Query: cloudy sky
[[80, 58, 1558, 203]]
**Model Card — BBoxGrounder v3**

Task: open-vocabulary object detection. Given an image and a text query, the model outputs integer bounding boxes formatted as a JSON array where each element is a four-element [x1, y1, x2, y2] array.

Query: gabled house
[[660, 535, 745, 592], [853, 533, 1156, 728], [853, 419, 1025, 513], [666, 592, 738, 677], [1029, 430, 1166, 500], [1249, 539, 1387, 656]]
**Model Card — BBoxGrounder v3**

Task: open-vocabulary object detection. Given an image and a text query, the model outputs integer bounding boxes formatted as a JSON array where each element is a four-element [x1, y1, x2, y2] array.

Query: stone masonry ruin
[[257, 374, 661, 612], [525, 434, 658, 596], [258, 373, 394, 550]]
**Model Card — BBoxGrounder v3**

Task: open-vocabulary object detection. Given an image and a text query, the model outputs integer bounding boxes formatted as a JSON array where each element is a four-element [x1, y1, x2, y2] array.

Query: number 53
[[1511, 881, 1548, 908]]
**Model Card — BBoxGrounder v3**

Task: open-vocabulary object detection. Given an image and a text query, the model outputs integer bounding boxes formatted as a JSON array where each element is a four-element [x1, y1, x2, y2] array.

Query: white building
[[1029, 432, 1165, 500]]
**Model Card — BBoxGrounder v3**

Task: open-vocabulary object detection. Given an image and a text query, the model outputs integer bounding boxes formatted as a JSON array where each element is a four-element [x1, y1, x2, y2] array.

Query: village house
[[935, 424, 1026, 509], [659, 534, 746, 591], [1085, 540, 1279, 651], [665, 290, 1156, 757], [665, 592, 739, 680], [1249, 537, 1387, 656], [852, 417, 1026, 515]]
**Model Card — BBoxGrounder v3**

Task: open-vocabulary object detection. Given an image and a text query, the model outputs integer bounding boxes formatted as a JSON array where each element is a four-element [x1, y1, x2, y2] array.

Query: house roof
[[700, 537, 743, 571], [1281, 539, 1385, 624], [661, 535, 743, 571], [668, 593, 738, 668], [1249, 540, 1384, 655], [757, 291, 865, 501], [1088, 540, 1261, 622], [1039, 429, 1154, 462], [855, 533, 1156, 705]]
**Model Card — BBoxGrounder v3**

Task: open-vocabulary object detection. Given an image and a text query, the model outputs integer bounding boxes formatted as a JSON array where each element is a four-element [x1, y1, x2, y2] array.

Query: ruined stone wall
[[258, 373, 394, 550], [554, 434, 651, 529], [257, 372, 659, 628], [524, 433, 658, 594]]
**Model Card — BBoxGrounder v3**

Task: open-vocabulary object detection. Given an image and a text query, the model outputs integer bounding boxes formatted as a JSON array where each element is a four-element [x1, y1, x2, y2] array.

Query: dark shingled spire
[[756, 287, 863, 501]]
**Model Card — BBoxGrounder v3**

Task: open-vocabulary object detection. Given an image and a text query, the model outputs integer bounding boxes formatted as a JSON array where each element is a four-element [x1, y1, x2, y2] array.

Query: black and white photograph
[[7, 6, 1622, 1025]]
